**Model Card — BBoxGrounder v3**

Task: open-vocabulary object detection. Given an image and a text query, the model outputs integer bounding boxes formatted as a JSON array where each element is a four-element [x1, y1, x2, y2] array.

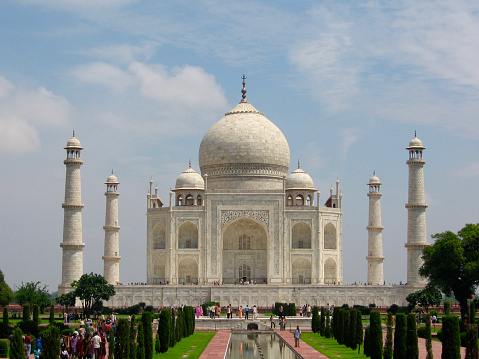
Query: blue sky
[[1, 0, 479, 293]]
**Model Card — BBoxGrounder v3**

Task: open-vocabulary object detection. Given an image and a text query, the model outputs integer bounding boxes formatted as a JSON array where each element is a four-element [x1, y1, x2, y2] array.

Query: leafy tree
[[425, 314, 433, 359], [115, 318, 130, 359], [14, 281, 52, 309], [420, 224, 479, 322], [393, 313, 407, 359], [406, 313, 419, 359], [10, 328, 24, 359], [383, 312, 393, 359], [406, 285, 442, 313], [0, 270, 14, 307], [71, 273, 115, 318], [441, 315, 461, 359], [369, 311, 383, 359], [42, 325, 60, 359], [56, 291, 76, 313], [465, 324, 478, 359], [142, 311, 153, 359]]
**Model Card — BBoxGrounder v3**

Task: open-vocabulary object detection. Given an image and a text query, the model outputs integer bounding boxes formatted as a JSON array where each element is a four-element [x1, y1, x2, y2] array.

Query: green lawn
[[301, 333, 368, 359], [153, 332, 215, 359]]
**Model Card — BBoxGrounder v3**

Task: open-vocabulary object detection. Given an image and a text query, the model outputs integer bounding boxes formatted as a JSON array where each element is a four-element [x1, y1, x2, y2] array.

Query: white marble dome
[[65, 135, 82, 149], [106, 173, 119, 184], [198, 100, 290, 178], [408, 136, 424, 148], [175, 167, 204, 189], [368, 174, 381, 185], [286, 168, 315, 189]]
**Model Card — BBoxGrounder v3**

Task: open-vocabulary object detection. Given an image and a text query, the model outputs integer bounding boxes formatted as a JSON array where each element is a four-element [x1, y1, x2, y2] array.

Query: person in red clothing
[[24, 333, 32, 357]]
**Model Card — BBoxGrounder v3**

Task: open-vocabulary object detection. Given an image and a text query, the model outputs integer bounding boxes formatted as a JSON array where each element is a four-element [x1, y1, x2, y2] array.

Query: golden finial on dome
[[241, 74, 247, 103]]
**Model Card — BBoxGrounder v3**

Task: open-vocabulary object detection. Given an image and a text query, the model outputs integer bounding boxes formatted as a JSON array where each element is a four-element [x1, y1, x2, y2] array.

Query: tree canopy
[[405, 285, 442, 313], [14, 281, 52, 308], [71, 273, 115, 317], [420, 223, 479, 322], [0, 269, 14, 307], [56, 291, 76, 312]]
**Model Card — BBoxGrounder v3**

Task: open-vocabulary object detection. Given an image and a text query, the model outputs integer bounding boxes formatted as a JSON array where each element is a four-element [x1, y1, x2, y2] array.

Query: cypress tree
[[343, 310, 350, 348], [142, 311, 153, 359], [332, 308, 339, 339], [349, 309, 358, 350], [42, 325, 60, 359], [108, 327, 115, 359], [393, 313, 407, 359], [465, 324, 478, 359], [136, 319, 145, 359], [10, 328, 24, 359], [33, 305, 39, 325], [49, 305, 55, 324], [23, 304, 30, 321], [3, 307, 8, 325], [425, 314, 433, 359], [325, 311, 332, 338], [320, 307, 325, 335], [129, 315, 137, 359], [158, 308, 172, 353], [311, 307, 320, 333], [406, 313, 419, 359], [336, 309, 344, 344], [355, 310, 364, 354], [444, 300, 451, 315], [115, 318, 130, 359], [369, 311, 383, 359], [383, 312, 393, 359], [170, 309, 176, 347], [441, 315, 461, 359], [155, 335, 161, 353], [470, 302, 476, 325], [364, 326, 371, 357]]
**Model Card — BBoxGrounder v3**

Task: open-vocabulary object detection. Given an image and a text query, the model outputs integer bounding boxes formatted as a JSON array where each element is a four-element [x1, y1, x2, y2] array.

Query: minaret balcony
[[102, 255, 121, 261], [405, 203, 428, 209], [103, 225, 120, 231], [60, 243, 85, 249], [62, 203, 84, 209], [366, 226, 384, 231]]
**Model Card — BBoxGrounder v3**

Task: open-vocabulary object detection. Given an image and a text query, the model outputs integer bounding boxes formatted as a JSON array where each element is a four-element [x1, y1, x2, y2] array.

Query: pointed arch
[[324, 223, 337, 249], [178, 257, 198, 284], [292, 258, 311, 284], [292, 222, 311, 249], [178, 221, 198, 249], [153, 223, 166, 249], [324, 258, 337, 284]]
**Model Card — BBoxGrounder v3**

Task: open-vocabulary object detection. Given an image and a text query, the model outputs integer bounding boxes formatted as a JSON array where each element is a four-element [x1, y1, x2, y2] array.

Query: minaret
[[59, 132, 85, 295], [366, 172, 385, 285], [405, 134, 428, 286], [103, 172, 121, 285]]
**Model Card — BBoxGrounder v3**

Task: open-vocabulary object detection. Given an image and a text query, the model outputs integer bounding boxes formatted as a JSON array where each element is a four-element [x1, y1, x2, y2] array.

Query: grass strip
[[301, 333, 368, 359], [153, 332, 215, 359]]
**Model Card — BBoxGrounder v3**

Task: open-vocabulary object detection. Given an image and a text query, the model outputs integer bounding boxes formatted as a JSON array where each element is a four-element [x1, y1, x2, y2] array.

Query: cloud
[[0, 76, 72, 154], [457, 162, 479, 178], [340, 128, 359, 160], [72, 62, 134, 92]]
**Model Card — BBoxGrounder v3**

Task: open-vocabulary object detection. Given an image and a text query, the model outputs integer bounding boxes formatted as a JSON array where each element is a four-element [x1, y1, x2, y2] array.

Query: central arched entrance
[[222, 218, 267, 284]]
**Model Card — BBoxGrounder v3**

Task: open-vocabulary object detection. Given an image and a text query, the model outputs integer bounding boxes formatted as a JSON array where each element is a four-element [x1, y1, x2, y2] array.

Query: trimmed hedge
[[441, 315, 460, 359]]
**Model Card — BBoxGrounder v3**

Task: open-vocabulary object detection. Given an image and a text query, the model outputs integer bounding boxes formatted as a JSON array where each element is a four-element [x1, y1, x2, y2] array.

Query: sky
[[1, 0, 479, 294]]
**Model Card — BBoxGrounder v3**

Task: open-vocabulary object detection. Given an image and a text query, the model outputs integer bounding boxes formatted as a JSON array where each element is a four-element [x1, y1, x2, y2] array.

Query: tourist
[[238, 306, 243, 319], [100, 332, 107, 359], [279, 305, 283, 320], [294, 326, 301, 347], [84, 334, 92, 359], [252, 305, 258, 320], [227, 305, 232, 319], [307, 304, 311, 318], [91, 332, 101, 359], [77, 335, 85, 359], [71, 331, 79, 359], [244, 305, 250, 320], [270, 315, 275, 329], [24, 333, 32, 357]]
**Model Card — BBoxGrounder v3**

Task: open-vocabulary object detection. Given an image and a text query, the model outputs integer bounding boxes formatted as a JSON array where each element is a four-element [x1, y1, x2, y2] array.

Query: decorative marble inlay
[[291, 219, 312, 226], [177, 218, 199, 226], [221, 210, 269, 228]]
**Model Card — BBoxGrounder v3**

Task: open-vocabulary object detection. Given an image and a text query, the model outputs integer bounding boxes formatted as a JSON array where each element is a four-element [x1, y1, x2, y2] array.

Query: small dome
[[106, 173, 119, 184], [65, 135, 82, 149], [368, 174, 381, 185], [175, 167, 204, 190], [286, 168, 315, 189], [407, 136, 424, 149]]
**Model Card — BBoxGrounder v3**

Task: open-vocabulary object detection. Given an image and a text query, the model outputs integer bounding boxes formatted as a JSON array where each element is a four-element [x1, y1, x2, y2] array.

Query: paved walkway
[[198, 330, 231, 359], [276, 330, 327, 358]]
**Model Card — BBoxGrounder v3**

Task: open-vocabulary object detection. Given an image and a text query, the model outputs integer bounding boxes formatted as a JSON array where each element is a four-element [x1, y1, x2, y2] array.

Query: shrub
[[129, 315, 137, 359], [417, 326, 426, 338], [49, 305, 55, 324], [33, 305, 39, 324], [136, 318, 145, 359], [393, 313, 407, 359], [343, 310, 350, 348], [469, 302, 476, 325], [388, 304, 399, 315], [444, 300, 451, 315], [0, 322, 12, 338], [383, 312, 393, 359], [406, 314, 419, 359], [364, 326, 370, 357], [60, 328, 74, 336], [144, 305, 154, 313], [288, 303, 296, 317], [460, 332, 467, 347], [325, 311, 332, 338], [108, 328, 115, 359], [17, 320, 39, 337], [311, 307, 320, 333], [115, 318, 130, 359], [0, 340, 8, 357], [430, 309, 438, 317], [442, 315, 461, 359], [353, 305, 371, 316], [349, 309, 358, 350], [369, 311, 383, 359], [355, 310, 363, 351], [318, 307, 324, 335], [437, 328, 443, 342], [23, 304, 30, 321], [425, 314, 433, 359]]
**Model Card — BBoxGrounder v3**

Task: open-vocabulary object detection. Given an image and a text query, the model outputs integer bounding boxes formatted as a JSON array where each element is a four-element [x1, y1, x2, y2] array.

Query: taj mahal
[[58, 79, 428, 308]]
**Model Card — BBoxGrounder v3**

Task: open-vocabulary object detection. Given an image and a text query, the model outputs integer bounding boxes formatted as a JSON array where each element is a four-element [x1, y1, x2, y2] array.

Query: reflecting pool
[[224, 333, 300, 359]]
